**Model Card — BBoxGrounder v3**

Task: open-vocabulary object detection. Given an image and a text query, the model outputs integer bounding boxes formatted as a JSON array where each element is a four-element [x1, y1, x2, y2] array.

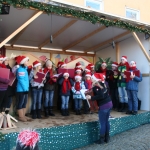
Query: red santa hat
[[17, 56, 29, 65], [75, 74, 82, 80], [101, 62, 107, 67], [63, 72, 69, 77], [3, 56, 8, 61], [130, 61, 136, 67], [112, 62, 118, 67], [88, 63, 94, 68], [121, 56, 127, 62], [91, 73, 105, 83], [16, 129, 40, 150], [0, 56, 4, 61], [85, 72, 91, 77], [75, 68, 82, 72], [75, 62, 82, 68], [33, 60, 41, 68], [57, 61, 66, 68], [84, 66, 91, 72]]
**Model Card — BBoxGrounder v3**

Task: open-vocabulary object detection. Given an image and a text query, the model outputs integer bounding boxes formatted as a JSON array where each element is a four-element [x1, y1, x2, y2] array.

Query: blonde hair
[[92, 80, 104, 89]]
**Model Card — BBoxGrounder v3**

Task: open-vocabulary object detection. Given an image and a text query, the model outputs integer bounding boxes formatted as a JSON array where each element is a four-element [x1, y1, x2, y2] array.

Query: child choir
[[0, 54, 142, 122]]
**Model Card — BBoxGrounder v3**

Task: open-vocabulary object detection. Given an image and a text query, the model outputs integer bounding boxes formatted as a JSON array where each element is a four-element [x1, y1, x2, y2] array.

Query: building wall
[[96, 34, 150, 111]]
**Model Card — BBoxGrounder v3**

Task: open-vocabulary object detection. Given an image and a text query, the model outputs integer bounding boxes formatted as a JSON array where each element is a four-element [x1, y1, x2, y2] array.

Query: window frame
[[125, 7, 140, 20]]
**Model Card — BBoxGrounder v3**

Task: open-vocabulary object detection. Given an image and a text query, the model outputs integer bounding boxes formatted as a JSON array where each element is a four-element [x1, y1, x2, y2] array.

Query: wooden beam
[[5, 46, 95, 57], [142, 73, 149, 77], [39, 20, 77, 49], [132, 32, 150, 62], [63, 26, 106, 51], [84, 31, 131, 53], [0, 11, 43, 48], [116, 42, 120, 63]]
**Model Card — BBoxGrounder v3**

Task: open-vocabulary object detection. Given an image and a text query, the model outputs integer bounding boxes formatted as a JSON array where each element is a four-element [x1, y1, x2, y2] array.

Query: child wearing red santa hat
[[58, 72, 74, 116], [88, 63, 95, 75], [16, 56, 31, 122], [118, 56, 129, 112], [72, 74, 86, 115], [29, 60, 44, 119]]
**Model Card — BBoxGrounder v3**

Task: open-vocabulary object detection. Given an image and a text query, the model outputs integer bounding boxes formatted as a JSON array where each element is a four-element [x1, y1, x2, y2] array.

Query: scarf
[[100, 67, 107, 76], [75, 81, 81, 91], [62, 79, 71, 94], [85, 79, 92, 89], [130, 67, 136, 71], [119, 62, 129, 71], [43, 67, 53, 77], [0, 63, 6, 68]]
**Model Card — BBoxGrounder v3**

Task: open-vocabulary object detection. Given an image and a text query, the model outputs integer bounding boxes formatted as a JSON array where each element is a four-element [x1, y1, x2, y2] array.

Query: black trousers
[[0, 90, 8, 112]]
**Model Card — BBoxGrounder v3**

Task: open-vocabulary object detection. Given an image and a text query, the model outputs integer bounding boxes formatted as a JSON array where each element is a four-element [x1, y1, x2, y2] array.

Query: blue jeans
[[98, 108, 111, 135], [74, 99, 82, 110], [61, 96, 69, 109], [44, 90, 54, 107], [31, 88, 43, 110], [118, 87, 128, 103], [127, 90, 138, 111], [16, 93, 28, 110]]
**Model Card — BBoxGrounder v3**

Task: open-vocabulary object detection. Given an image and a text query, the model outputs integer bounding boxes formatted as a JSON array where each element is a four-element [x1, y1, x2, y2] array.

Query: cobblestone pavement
[[77, 124, 150, 150]]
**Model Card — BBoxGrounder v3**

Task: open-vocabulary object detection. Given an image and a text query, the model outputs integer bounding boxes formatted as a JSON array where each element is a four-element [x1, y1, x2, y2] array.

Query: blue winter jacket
[[16, 66, 29, 92], [126, 69, 142, 91]]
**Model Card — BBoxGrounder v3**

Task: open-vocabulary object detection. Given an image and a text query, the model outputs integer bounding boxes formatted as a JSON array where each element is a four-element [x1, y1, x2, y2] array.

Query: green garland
[[0, 0, 150, 34]]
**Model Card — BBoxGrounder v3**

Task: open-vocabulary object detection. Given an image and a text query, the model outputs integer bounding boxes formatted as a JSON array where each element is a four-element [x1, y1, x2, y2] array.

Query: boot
[[44, 107, 49, 117], [23, 108, 32, 121], [37, 109, 42, 119], [65, 109, 69, 116], [76, 110, 79, 115], [96, 135, 105, 144], [78, 109, 81, 115], [126, 110, 132, 115], [49, 106, 55, 116], [61, 109, 66, 116], [124, 103, 128, 112], [104, 132, 110, 143], [118, 103, 124, 112], [32, 110, 37, 119], [17, 109, 27, 122]]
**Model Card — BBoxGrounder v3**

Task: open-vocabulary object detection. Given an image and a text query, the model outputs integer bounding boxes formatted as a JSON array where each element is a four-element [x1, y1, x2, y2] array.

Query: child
[[16, 56, 31, 122], [58, 72, 73, 116], [29, 60, 44, 119], [97, 62, 107, 76], [118, 56, 129, 112], [72, 74, 86, 115], [125, 61, 142, 115], [88, 63, 95, 75], [43, 59, 57, 117]]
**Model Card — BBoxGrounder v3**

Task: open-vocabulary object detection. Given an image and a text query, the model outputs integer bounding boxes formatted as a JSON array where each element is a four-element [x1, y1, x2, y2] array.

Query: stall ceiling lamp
[[112, 41, 115, 49], [87, 52, 95, 54], [5, 44, 11, 46], [66, 50, 84, 53], [13, 45, 38, 49], [41, 47, 63, 51]]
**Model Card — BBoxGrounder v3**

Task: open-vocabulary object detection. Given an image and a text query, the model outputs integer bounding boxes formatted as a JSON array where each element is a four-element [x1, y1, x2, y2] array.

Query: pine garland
[[0, 0, 150, 34]]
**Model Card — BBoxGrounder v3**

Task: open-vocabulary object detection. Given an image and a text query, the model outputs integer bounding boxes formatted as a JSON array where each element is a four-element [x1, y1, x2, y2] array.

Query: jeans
[[118, 87, 128, 103], [44, 90, 54, 107], [31, 88, 43, 110], [127, 90, 138, 111], [98, 108, 111, 135], [16, 93, 28, 110], [74, 99, 82, 110], [61, 96, 69, 109]]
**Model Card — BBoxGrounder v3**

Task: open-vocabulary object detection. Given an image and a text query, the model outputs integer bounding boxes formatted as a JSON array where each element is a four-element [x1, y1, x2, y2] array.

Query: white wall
[[96, 34, 150, 111]]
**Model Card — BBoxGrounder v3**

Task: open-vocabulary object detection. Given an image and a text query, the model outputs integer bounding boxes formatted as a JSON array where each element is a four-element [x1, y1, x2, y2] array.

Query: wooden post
[[132, 32, 150, 62], [0, 11, 43, 48], [116, 42, 120, 63]]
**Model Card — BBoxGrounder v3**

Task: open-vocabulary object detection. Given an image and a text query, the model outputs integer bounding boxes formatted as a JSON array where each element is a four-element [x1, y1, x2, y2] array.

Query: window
[[125, 8, 140, 20], [85, 0, 104, 11]]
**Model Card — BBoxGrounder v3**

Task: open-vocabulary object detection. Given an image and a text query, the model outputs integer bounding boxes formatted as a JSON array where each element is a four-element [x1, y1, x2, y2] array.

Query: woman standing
[[86, 73, 112, 144]]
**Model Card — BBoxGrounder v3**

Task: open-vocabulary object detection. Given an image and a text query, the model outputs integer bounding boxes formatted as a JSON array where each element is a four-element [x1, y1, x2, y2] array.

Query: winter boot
[[126, 110, 132, 115], [44, 107, 49, 117], [104, 132, 110, 143], [32, 110, 37, 119], [118, 103, 125, 112], [61, 109, 66, 116], [124, 103, 129, 112], [65, 109, 69, 116], [17, 109, 27, 122], [96, 135, 105, 144], [78, 109, 81, 115], [76, 110, 79, 115], [37, 109, 42, 119], [49, 106, 55, 116]]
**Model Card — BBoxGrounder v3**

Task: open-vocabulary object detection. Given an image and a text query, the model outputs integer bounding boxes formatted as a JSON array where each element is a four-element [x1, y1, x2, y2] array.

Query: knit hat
[[112, 62, 118, 67], [45, 59, 52, 67], [84, 66, 91, 72], [63, 72, 69, 77], [75, 68, 82, 72], [33, 60, 41, 68], [16, 129, 40, 150], [0, 56, 3, 61], [88, 63, 94, 68], [17, 56, 29, 65], [121, 56, 127, 61], [101, 62, 107, 67], [91, 73, 105, 83], [75, 74, 82, 80], [85, 72, 91, 77], [75, 62, 82, 68], [57, 61, 66, 68], [130, 61, 136, 67]]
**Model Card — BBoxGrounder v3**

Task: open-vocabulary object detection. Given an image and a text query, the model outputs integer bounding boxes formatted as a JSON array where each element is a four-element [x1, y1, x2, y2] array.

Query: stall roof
[[0, 1, 148, 56]]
